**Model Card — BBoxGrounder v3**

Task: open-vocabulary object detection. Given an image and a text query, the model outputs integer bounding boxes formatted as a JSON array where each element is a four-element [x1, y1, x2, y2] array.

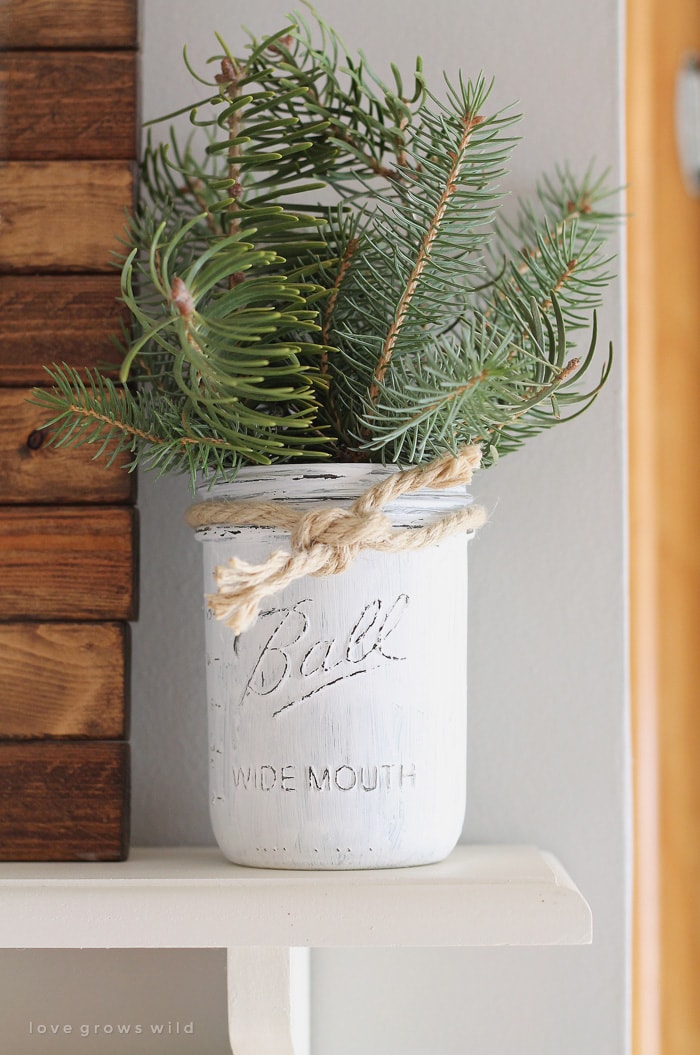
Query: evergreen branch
[[31, 366, 334, 490], [356, 295, 608, 465]]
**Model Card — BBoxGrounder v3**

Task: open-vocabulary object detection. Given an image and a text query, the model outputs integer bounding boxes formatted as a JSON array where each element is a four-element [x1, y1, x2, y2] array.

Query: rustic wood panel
[[0, 741, 129, 861], [0, 388, 134, 505], [0, 0, 138, 868], [0, 52, 137, 161], [0, 162, 134, 272], [0, 506, 137, 621], [0, 275, 127, 385], [0, 0, 138, 49], [0, 623, 128, 740]]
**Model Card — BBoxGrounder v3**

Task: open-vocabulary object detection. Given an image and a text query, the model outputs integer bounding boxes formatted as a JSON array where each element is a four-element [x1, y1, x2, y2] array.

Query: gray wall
[[0, 0, 629, 1051]]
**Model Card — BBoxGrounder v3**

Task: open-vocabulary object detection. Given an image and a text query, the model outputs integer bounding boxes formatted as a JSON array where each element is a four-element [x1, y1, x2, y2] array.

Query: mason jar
[[193, 463, 474, 869]]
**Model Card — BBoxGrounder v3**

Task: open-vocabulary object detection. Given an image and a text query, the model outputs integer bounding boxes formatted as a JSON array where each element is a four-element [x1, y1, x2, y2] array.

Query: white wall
[[0, 0, 629, 1051]]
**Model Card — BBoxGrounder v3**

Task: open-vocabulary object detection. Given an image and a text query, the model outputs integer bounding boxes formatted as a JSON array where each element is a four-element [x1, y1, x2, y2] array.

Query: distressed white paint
[[195, 466, 473, 868], [0, 845, 591, 948], [226, 948, 309, 1055]]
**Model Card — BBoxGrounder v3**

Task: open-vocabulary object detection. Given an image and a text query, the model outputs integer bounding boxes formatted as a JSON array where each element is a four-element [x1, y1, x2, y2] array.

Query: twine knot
[[186, 447, 488, 635], [291, 507, 393, 574]]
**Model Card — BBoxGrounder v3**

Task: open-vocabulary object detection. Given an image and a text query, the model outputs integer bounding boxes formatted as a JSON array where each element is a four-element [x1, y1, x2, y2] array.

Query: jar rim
[[193, 462, 474, 539]]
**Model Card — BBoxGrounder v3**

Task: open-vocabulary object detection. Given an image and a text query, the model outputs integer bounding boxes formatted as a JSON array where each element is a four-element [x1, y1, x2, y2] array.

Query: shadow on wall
[[130, 471, 211, 845]]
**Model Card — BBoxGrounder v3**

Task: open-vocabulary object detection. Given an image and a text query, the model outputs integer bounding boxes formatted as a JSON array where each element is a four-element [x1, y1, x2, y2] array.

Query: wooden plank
[[628, 1, 700, 1054], [0, 741, 129, 861], [0, 388, 134, 504], [0, 275, 127, 386], [0, 623, 128, 740], [0, 0, 138, 49], [0, 387, 134, 502], [0, 52, 137, 161], [0, 162, 134, 272], [0, 506, 137, 621]]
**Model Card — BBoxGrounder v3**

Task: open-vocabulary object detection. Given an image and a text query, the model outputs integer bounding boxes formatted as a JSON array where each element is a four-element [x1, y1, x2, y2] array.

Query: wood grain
[[0, 275, 127, 385], [0, 388, 134, 505], [0, 162, 134, 272], [0, 52, 137, 161], [0, 506, 137, 620], [628, 1, 700, 1053], [0, 623, 128, 740], [0, 0, 138, 867], [0, 741, 129, 861], [0, 0, 138, 49]]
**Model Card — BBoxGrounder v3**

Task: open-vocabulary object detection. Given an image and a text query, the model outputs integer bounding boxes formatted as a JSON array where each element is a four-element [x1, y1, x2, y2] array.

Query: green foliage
[[33, 4, 618, 487]]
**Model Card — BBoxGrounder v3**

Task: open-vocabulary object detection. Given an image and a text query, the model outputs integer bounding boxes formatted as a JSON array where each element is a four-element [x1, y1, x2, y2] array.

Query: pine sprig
[[233, 4, 427, 200], [356, 296, 611, 465], [322, 74, 520, 450], [31, 366, 333, 483], [484, 165, 618, 334]]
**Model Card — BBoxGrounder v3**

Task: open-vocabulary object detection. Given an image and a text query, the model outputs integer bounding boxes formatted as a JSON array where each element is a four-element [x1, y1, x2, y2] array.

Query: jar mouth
[[192, 462, 474, 540], [195, 461, 398, 496]]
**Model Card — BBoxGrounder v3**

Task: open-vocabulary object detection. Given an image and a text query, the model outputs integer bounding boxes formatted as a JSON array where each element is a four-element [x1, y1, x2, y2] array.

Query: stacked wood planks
[[0, 0, 139, 860]]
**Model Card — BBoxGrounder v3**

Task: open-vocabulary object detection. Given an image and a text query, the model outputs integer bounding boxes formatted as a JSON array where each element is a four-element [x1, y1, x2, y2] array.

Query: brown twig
[[67, 405, 167, 448], [332, 126, 402, 181], [497, 253, 580, 361], [215, 58, 246, 286], [401, 370, 489, 431], [516, 194, 591, 277], [394, 114, 409, 170], [368, 114, 484, 405], [318, 239, 360, 444], [321, 237, 360, 353], [540, 258, 578, 311], [66, 404, 239, 453]]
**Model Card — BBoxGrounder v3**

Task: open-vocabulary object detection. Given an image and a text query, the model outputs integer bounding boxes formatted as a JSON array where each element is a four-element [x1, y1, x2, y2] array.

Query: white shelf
[[0, 844, 591, 949]]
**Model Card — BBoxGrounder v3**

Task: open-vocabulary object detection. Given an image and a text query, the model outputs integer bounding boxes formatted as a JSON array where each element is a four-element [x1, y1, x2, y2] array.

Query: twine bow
[[185, 447, 487, 634]]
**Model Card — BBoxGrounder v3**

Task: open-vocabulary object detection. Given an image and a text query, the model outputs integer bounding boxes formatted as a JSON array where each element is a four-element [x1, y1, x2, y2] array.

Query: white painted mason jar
[[194, 463, 474, 869]]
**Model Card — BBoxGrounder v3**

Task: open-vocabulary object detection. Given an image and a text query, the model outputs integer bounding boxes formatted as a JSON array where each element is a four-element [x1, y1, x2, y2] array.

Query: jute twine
[[185, 446, 487, 635]]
